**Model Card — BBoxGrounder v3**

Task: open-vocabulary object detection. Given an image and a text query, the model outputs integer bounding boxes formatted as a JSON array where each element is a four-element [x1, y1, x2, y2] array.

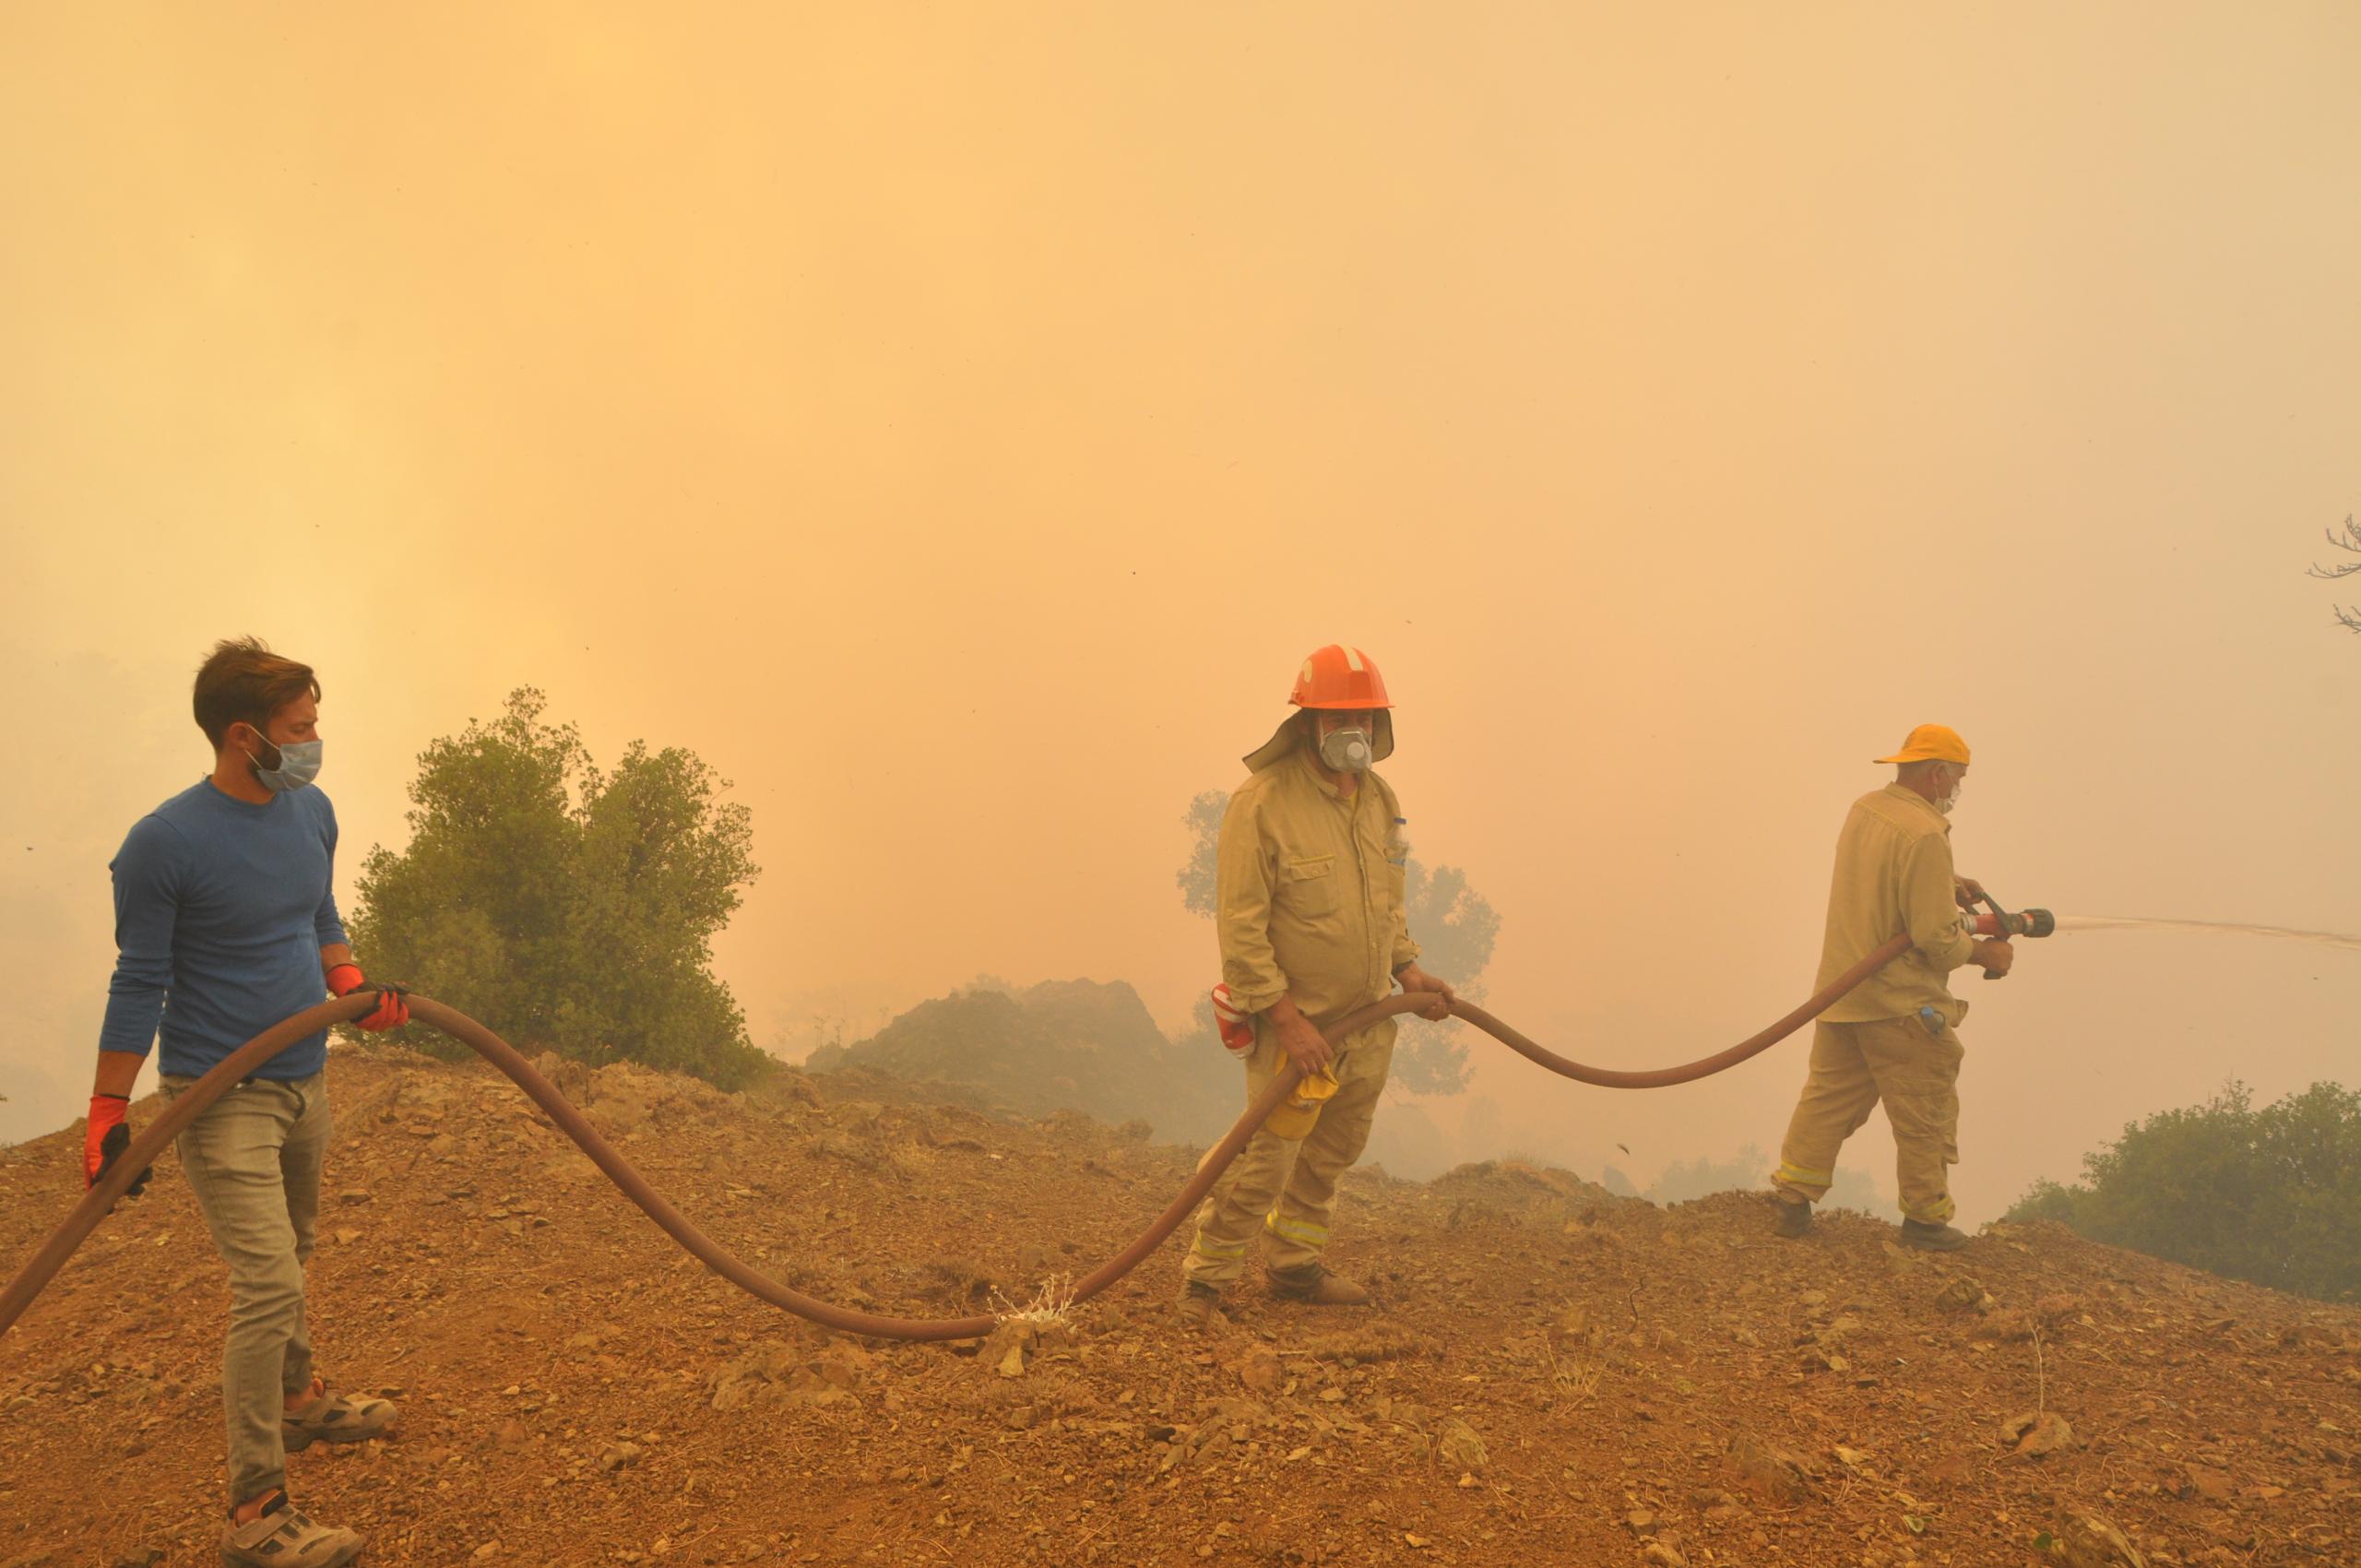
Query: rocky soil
[[2, 1045, 2355, 1567]]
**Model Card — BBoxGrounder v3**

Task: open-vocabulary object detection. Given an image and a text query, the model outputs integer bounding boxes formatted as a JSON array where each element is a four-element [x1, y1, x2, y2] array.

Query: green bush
[[2005, 1081, 2361, 1302], [345, 688, 770, 1089]]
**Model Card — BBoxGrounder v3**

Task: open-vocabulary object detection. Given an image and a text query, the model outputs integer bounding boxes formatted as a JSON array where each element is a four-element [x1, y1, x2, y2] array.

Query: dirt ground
[[2, 1044, 2355, 1567]]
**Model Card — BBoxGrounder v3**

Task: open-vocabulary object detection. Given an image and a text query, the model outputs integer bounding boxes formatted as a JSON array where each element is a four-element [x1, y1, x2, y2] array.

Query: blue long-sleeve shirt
[[100, 779, 350, 1080]]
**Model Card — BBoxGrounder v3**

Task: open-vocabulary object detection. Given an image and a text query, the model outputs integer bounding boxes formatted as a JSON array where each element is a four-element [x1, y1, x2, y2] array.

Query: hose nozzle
[[1966, 893, 2051, 980], [1969, 907, 2055, 939]]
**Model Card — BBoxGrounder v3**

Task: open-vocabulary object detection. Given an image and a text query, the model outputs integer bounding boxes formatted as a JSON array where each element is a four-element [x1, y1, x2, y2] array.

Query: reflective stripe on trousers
[[1773, 1017, 1964, 1225], [1182, 1018, 1395, 1286]]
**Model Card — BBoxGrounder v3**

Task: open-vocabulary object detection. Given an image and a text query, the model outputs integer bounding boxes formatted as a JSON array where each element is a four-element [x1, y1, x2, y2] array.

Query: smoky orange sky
[[4, 6, 2356, 1224]]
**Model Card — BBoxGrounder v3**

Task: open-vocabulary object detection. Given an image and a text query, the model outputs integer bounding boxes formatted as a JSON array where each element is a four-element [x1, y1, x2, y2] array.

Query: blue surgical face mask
[[242, 728, 324, 793]]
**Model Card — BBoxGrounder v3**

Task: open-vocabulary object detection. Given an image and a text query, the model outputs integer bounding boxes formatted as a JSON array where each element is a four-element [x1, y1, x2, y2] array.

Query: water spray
[[2047, 915, 2361, 953], [1955, 896, 2361, 968]]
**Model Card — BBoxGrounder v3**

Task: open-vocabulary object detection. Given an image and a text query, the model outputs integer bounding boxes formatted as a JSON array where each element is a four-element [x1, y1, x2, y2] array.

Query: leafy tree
[[1389, 861, 1501, 1095], [346, 688, 769, 1088], [1176, 789, 1499, 1094], [2006, 1080, 2361, 1302], [1176, 790, 1226, 916]]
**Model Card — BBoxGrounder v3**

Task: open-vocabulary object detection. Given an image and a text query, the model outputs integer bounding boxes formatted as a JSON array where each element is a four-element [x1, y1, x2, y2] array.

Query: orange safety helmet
[[1244, 645, 1397, 772], [1288, 644, 1393, 711]]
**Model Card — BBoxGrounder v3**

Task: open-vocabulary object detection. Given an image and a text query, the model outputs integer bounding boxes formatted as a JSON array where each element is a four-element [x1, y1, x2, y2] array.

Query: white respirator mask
[[1316, 725, 1374, 774]]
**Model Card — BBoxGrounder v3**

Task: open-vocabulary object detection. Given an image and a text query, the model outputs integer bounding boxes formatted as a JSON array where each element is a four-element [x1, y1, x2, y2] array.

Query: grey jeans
[[160, 1072, 330, 1504]]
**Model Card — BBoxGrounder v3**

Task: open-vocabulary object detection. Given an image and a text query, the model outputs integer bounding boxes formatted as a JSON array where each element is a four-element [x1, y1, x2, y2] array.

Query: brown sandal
[[282, 1381, 398, 1450]]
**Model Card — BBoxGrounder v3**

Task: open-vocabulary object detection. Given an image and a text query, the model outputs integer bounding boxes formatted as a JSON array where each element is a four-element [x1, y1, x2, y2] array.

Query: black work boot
[[1774, 1197, 1812, 1238], [1898, 1218, 1970, 1252]]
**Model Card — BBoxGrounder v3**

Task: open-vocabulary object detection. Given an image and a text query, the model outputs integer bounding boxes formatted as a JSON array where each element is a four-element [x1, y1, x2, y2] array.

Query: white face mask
[[1317, 725, 1374, 773], [1936, 772, 1964, 815]]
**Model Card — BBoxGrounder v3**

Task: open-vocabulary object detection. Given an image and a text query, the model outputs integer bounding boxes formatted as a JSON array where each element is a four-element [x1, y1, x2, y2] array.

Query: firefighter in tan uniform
[[1179, 646, 1455, 1324], [1771, 724, 2018, 1251]]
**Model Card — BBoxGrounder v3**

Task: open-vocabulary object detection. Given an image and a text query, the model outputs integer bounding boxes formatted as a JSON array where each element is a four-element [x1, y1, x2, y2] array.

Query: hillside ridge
[[2, 1045, 2355, 1567]]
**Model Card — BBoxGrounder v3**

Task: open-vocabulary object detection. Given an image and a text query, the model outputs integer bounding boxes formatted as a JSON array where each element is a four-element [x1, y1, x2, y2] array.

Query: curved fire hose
[[1, 933, 1913, 1346]]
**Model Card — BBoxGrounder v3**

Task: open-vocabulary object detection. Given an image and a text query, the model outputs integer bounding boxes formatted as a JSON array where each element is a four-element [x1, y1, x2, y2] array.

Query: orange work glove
[[84, 1094, 151, 1197], [328, 964, 410, 1031]]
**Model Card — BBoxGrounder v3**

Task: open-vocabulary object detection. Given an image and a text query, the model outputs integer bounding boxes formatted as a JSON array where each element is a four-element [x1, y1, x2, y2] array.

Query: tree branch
[[2309, 517, 2361, 632], [2308, 517, 2361, 577]]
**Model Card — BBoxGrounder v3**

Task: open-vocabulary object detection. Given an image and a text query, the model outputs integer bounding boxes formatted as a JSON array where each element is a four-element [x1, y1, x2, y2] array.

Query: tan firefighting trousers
[[1773, 1017, 1963, 1225], [1182, 1018, 1397, 1286]]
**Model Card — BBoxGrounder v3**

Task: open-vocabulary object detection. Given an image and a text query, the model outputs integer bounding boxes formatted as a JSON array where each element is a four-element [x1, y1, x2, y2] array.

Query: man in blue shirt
[[90, 637, 408, 1568]]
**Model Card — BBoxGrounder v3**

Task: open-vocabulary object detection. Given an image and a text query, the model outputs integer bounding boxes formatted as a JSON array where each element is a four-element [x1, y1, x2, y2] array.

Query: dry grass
[[991, 1274, 1079, 1327]]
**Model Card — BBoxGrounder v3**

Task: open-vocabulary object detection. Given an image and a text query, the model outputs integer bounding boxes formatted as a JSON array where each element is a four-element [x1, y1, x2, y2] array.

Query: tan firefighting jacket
[[1816, 782, 1977, 1026], [1216, 749, 1418, 1026]]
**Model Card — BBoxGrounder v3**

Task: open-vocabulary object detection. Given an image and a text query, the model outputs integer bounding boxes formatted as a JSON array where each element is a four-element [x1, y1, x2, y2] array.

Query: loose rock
[[2001, 1410, 2073, 1457], [2052, 1505, 2146, 1567], [1726, 1433, 1820, 1503], [1436, 1418, 1489, 1473]]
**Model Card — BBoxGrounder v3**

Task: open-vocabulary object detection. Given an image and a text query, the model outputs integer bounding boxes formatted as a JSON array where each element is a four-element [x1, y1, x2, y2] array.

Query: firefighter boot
[[1268, 1263, 1370, 1306], [1175, 1281, 1224, 1329], [1899, 1218, 1970, 1252]]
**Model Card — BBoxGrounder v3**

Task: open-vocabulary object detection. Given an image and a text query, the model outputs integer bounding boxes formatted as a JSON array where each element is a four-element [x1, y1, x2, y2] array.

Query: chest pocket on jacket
[[1276, 854, 1340, 919]]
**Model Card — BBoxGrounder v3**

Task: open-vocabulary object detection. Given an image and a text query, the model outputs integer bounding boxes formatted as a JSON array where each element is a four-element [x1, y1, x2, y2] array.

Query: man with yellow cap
[[1770, 724, 2016, 1251], [1178, 645, 1456, 1324]]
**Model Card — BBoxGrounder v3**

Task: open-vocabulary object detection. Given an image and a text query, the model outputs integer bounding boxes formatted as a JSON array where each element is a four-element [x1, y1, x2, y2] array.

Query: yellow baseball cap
[[1874, 723, 1971, 766]]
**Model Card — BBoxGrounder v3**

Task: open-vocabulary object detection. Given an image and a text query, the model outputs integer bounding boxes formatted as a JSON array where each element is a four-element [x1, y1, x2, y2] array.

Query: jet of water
[[2049, 915, 2361, 954]]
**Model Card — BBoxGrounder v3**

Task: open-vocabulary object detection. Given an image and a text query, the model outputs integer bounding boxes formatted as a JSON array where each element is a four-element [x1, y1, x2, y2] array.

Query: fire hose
[[3, 910, 2046, 1346]]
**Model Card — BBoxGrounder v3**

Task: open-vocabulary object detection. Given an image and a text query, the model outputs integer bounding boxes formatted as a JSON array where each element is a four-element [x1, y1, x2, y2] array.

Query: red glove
[[329, 965, 410, 1031], [84, 1094, 151, 1197], [1210, 984, 1256, 1057]]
